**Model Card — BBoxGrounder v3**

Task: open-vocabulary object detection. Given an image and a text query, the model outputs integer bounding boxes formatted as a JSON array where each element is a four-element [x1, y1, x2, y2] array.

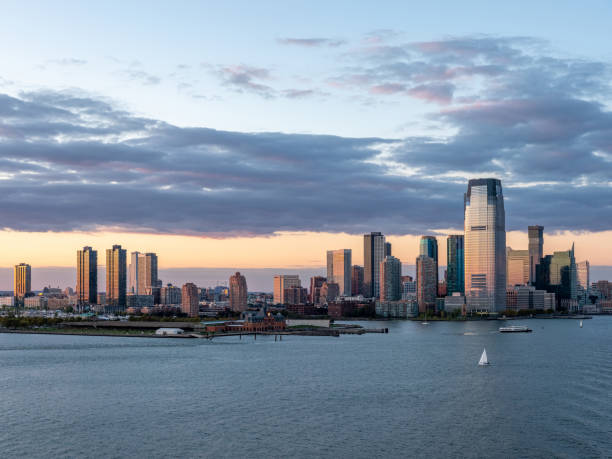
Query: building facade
[[416, 255, 437, 314], [363, 232, 386, 298], [309, 276, 326, 305], [14, 263, 32, 299], [137, 253, 158, 295], [577, 260, 590, 291], [351, 265, 364, 296], [380, 256, 402, 301], [76, 246, 97, 305], [326, 249, 352, 296], [229, 272, 248, 312], [464, 178, 506, 313], [181, 282, 199, 317], [506, 247, 529, 287], [106, 245, 127, 308], [446, 235, 464, 295], [528, 225, 544, 285], [273, 275, 301, 304], [128, 251, 139, 294]]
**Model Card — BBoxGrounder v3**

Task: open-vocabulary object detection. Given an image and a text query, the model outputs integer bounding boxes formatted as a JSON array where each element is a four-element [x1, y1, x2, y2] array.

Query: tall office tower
[[76, 246, 97, 305], [273, 275, 300, 304], [550, 244, 577, 300], [385, 242, 392, 257], [464, 178, 506, 313], [380, 256, 402, 301], [364, 232, 386, 298], [528, 225, 544, 285], [416, 255, 437, 313], [128, 251, 139, 294], [351, 265, 364, 296], [106, 245, 127, 308], [229, 272, 248, 312], [506, 248, 530, 286], [181, 282, 199, 317], [446, 235, 464, 295], [14, 263, 31, 298], [577, 261, 590, 291], [326, 249, 352, 296], [420, 236, 439, 288], [309, 276, 326, 304], [137, 253, 158, 295]]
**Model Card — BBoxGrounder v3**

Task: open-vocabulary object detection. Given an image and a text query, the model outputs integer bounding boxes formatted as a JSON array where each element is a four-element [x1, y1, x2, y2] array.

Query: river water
[[1, 317, 612, 458]]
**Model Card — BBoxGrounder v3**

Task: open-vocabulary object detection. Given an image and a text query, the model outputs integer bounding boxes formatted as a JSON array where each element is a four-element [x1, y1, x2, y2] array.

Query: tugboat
[[499, 325, 532, 333]]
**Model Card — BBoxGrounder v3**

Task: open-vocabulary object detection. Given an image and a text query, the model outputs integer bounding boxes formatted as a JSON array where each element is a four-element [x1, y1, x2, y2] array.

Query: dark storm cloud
[[1, 35, 611, 236]]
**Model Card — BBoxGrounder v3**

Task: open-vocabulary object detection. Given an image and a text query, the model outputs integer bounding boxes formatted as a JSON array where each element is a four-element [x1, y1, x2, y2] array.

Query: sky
[[0, 1, 610, 289]]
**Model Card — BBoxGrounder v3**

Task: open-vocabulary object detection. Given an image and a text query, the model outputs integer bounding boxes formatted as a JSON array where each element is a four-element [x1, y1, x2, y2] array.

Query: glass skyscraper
[[464, 178, 506, 313], [446, 235, 464, 295], [528, 225, 544, 285], [419, 236, 439, 289], [364, 232, 386, 298]]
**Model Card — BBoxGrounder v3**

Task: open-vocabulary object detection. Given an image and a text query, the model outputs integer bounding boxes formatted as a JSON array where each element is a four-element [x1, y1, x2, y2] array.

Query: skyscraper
[[506, 248, 529, 286], [309, 276, 326, 304], [128, 251, 139, 294], [106, 245, 127, 308], [464, 178, 506, 313], [137, 253, 158, 295], [14, 263, 31, 298], [577, 260, 590, 291], [416, 255, 437, 313], [181, 282, 199, 317], [550, 245, 577, 301], [528, 225, 544, 285], [380, 256, 402, 301], [351, 265, 364, 296], [364, 232, 386, 298], [446, 235, 464, 295], [77, 246, 97, 305], [229, 272, 248, 312], [385, 242, 392, 257], [420, 236, 439, 288], [326, 249, 352, 296], [273, 275, 300, 304]]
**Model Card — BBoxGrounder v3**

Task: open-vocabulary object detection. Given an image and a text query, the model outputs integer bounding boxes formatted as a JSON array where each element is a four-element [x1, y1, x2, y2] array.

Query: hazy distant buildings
[[273, 275, 300, 304], [326, 249, 352, 296], [528, 225, 544, 285], [380, 256, 402, 301], [506, 248, 529, 287], [364, 232, 386, 298], [351, 265, 364, 296], [14, 263, 31, 298], [229, 272, 248, 312], [464, 178, 506, 313], [106, 245, 127, 308], [416, 255, 437, 314], [181, 282, 199, 317], [76, 246, 97, 305], [446, 235, 464, 295]]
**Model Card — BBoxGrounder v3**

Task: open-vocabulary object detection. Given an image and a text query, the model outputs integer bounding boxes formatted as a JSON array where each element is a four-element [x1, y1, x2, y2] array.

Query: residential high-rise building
[[229, 272, 248, 312], [351, 265, 364, 296], [446, 235, 464, 295], [464, 178, 506, 313], [160, 283, 181, 305], [577, 261, 590, 291], [364, 232, 386, 298], [320, 281, 340, 303], [380, 256, 402, 301], [420, 236, 439, 288], [76, 246, 97, 305], [273, 275, 300, 304], [128, 251, 139, 294], [416, 255, 437, 313], [550, 245, 577, 300], [106, 245, 127, 308], [385, 242, 392, 257], [137, 253, 158, 295], [309, 276, 326, 304], [326, 249, 352, 296], [506, 248, 529, 286], [181, 282, 199, 317], [14, 263, 31, 298], [528, 225, 544, 285]]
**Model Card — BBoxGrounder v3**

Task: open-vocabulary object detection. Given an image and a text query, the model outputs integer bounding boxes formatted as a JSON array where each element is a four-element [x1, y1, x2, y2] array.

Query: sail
[[580, 320, 583, 328], [479, 349, 488, 365]]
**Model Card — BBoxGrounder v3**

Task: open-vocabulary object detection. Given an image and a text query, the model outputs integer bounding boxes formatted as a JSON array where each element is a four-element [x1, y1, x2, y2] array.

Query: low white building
[[155, 328, 184, 336]]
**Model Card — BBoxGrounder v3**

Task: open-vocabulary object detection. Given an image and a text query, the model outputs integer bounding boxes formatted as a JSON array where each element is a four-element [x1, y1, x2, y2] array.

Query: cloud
[[216, 65, 275, 98], [47, 58, 88, 66], [277, 38, 346, 48]]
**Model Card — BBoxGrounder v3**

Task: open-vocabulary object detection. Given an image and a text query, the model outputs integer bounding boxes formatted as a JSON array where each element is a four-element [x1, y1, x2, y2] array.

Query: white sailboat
[[478, 348, 489, 366], [580, 320, 583, 328]]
